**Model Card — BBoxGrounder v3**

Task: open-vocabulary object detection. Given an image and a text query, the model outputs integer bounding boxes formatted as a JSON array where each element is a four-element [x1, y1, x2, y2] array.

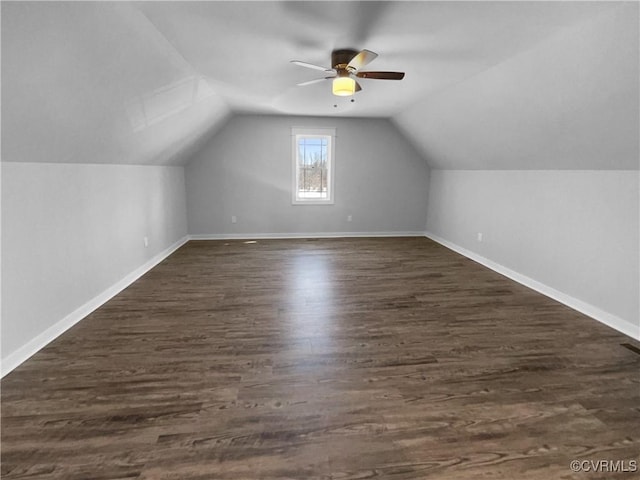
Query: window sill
[[292, 200, 335, 206]]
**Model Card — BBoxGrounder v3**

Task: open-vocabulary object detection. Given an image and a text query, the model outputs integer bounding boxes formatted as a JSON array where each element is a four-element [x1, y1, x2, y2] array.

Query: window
[[292, 127, 335, 205]]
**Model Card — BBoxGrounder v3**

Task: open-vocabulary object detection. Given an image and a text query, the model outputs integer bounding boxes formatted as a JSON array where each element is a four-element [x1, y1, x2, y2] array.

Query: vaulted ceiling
[[2, 1, 638, 169]]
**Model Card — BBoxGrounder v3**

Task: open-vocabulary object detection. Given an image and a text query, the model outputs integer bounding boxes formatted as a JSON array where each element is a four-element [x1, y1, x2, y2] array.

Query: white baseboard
[[1, 236, 190, 378], [189, 231, 426, 240], [425, 232, 639, 341]]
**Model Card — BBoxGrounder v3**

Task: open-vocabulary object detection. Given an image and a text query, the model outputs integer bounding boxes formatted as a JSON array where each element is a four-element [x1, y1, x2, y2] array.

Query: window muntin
[[292, 128, 335, 205]]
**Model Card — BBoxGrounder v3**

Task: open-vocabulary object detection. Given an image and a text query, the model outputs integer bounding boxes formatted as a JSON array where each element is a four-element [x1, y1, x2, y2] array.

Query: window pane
[[292, 129, 334, 204], [297, 136, 328, 199]]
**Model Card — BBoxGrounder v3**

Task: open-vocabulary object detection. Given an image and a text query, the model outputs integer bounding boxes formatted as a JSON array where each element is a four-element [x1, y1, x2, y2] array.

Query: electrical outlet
[[231, 216, 237, 224], [477, 232, 483, 242], [347, 215, 352, 222], [143, 236, 149, 247]]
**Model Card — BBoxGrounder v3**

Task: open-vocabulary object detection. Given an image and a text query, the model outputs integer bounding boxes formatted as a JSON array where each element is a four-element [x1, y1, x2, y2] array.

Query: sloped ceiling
[[393, 2, 639, 170], [1, 1, 231, 166], [2, 1, 637, 169]]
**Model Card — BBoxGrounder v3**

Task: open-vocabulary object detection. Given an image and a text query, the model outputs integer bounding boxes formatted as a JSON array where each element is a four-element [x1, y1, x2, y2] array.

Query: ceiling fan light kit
[[333, 76, 356, 96], [292, 48, 405, 97]]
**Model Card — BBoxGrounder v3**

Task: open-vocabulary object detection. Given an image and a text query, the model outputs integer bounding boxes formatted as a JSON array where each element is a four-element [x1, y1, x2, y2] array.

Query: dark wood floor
[[2, 237, 639, 479]]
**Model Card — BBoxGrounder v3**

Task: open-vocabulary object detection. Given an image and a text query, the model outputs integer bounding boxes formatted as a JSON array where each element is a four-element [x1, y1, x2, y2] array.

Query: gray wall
[[186, 115, 429, 236], [1, 162, 188, 364], [426, 170, 639, 332]]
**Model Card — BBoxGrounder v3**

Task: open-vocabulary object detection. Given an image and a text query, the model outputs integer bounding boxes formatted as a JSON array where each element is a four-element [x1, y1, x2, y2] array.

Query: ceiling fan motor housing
[[331, 49, 359, 71]]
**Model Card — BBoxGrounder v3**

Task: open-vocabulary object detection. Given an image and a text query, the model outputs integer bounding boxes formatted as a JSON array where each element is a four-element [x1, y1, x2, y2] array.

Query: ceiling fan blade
[[355, 80, 362, 92], [297, 77, 334, 87], [291, 60, 334, 72], [347, 49, 378, 70], [356, 71, 405, 80]]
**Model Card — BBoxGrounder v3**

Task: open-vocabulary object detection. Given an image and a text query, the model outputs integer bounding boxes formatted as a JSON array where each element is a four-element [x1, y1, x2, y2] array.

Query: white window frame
[[291, 127, 336, 205]]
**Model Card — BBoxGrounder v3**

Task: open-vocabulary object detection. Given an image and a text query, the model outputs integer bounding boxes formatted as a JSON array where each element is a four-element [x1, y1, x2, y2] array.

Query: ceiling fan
[[291, 49, 405, 97]]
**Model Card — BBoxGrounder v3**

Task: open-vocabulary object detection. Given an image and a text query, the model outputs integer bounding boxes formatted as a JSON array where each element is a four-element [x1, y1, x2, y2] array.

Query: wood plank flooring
[[2, 237, 639, 479]]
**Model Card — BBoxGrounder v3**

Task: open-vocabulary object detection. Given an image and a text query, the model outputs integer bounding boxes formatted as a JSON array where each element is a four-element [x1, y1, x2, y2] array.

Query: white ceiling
[[2, 1, 637, 168]]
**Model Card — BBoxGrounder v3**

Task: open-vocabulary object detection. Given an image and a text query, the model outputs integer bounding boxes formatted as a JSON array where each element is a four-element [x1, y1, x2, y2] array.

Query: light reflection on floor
[[284, 251, 337, 364]]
